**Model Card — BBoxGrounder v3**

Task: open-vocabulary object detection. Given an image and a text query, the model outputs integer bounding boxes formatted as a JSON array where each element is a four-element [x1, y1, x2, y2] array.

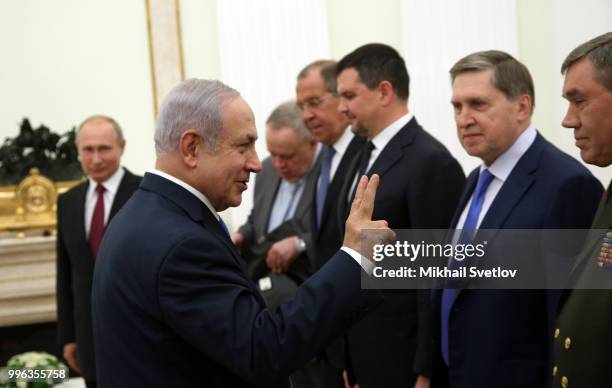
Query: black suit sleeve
[[543, 173, 603, 229], [157, 236, 381, 385], [56, 196, 75, 346]]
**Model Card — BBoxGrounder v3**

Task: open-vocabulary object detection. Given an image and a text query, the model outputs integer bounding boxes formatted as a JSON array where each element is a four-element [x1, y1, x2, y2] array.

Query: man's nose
[[248, 150, 262, 173], [561, 106, 580, 129]]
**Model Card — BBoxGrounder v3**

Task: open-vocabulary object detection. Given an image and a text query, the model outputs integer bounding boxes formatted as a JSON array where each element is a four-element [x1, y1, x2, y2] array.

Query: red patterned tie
[[89, 184, 106, 259]]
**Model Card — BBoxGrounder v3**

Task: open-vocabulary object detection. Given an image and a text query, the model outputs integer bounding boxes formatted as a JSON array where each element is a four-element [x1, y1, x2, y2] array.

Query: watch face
[[296, 238, 306, 252]]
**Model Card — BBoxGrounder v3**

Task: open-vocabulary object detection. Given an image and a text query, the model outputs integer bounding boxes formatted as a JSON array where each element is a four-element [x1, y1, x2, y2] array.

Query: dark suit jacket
[[339, 118, 465, 387], [91, 173, 382, 388], [55, 168, 141, 381], [431, 133, 603, 388], [312, 134, 364, 270], [238, 154, 321, 280], [552, 180, 612, 388]]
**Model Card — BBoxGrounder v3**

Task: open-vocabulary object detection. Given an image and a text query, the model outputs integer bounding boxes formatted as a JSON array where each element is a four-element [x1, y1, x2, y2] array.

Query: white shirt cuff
[[340, 246, 375, 275]]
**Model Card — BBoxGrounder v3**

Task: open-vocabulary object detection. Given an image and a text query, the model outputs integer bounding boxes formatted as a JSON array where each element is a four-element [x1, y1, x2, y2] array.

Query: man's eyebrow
[[563, 88, 581, 99]]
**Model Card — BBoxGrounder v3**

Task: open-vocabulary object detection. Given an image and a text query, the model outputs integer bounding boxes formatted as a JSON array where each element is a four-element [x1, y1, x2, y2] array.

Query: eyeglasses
[[297, 93, 335, 111]]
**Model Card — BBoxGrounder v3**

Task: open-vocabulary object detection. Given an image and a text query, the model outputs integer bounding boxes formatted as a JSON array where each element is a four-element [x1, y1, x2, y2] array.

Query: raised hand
[[343, 174, 395, 258]]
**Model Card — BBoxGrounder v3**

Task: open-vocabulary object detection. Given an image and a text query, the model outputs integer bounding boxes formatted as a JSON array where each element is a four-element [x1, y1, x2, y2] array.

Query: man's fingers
[[349, 175, 369, 215], [360, 174, 380, 219]]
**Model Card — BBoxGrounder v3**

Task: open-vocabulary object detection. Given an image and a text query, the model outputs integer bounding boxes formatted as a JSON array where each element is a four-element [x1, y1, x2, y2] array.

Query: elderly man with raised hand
[[91, 79, 391, 388]]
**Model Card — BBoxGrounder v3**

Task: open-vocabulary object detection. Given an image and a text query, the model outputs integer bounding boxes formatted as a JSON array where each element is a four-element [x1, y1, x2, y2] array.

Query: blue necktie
[[316, 146, 336, 228], [441, 168, 495, 365], [218, 216, 230, 237]]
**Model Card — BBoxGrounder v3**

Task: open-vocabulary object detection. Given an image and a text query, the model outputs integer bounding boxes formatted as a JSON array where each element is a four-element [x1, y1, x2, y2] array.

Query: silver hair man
[[154, 79, 240, 155], [266, 100, 311, 142]]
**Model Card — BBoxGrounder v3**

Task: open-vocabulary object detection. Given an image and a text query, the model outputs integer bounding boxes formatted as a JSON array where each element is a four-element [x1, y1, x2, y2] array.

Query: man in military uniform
[[553, 32, 612, 388]]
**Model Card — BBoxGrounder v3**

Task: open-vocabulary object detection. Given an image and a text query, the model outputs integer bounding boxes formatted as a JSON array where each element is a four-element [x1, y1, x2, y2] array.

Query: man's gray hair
[[266, 100, 311, 142], [76, 115, 125, 143], [450, 50, 535, 114], [561, 32, 612, 92], [297, 59, 339, 95], [155, 78, 240, 156]]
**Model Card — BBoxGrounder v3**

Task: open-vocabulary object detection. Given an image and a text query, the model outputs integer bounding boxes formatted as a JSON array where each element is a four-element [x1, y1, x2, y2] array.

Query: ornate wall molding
[[145, 0, 185, 115]]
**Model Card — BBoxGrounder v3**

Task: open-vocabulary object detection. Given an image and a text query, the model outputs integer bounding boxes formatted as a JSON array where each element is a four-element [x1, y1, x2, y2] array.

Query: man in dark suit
[[92, 78, 391, 388], [56, 115, 141, 388], [553, 32, 612, 388], [336, 43, 466, 388], [431, 50, 602, 388], [295, 60, 364, 387]]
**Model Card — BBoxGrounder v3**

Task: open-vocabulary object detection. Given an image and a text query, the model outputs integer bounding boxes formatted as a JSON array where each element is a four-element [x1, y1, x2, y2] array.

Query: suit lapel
[[336, 148, 362, 232], [477, 134, 544, 230], [294, 149, 322, 220], [449, 170, 479, 229], [368, 119, 418, 178], [140, 173, 245, 269], [74, 181, 91, 256], [449, 134, 544, 304]]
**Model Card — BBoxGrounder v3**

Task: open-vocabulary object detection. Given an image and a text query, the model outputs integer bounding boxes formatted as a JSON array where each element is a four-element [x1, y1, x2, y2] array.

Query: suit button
[[554, 328, 560, 338], [561, 376, 568, 388], [552, 366, 557, 376], [564, 337, 571, 349]]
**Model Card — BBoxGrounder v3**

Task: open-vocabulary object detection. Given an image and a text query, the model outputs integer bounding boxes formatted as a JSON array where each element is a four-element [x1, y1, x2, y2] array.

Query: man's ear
[[179, 129, 201, 168], [516, 94, 533, 122], [378, 80, 394, 106]]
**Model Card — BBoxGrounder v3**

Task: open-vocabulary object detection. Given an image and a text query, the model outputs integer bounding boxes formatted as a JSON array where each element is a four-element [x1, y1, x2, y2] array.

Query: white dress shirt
[[84, 167, 125, 238], [329, 126, 355, 180]]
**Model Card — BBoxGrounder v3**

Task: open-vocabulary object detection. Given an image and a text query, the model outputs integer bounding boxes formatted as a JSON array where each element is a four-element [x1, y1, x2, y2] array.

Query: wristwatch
[[295, 237, 307, 253]]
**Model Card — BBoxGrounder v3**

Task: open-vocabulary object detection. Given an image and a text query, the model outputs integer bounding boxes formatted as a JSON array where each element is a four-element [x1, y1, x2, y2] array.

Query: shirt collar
[[482, 125, 537, 182], [331, 125, 355, 155], [88, 167, 125, 196], [371, 112, 413, 151], [148, 168, 218, 219]]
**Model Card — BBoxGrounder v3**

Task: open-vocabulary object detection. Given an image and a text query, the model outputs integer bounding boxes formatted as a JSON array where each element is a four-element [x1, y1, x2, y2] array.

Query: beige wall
[[0, 0, 155, 176], [327, 0, 403, 59], [517, 0, 612, 184]]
